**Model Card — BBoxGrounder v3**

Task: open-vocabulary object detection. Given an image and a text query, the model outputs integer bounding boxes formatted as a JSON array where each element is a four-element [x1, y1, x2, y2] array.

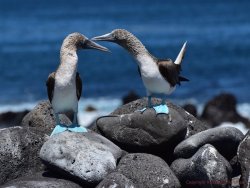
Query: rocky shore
[[0, 96, 249, 188]]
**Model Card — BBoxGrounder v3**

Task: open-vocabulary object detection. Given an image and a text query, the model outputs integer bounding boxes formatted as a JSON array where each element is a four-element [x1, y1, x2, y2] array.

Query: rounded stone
[[96, 98, 209, 162], [0, 126, 46, 185], [110, 98, 209, 137], [116, 153, 181, 188], [21, 100, 71, 135], [97, 108, 186, 163], [171, 144, 232, 188], [39, 131, 123, 186], [174, 127, 244, 160], [237, 131, 250, 188]]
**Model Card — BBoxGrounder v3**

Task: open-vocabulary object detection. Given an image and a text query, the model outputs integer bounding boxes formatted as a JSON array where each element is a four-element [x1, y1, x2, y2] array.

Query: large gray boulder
[[174, 127, 244, 160], [110, 98, 209, 137], [95, 98, 208, 163], [237, 131, 250, 188], [21, 100, 71, 135], [40, 131, 123, 186], [112, 153, 181, 188], [97, 109, 186, 163], [1, 171, 82, 188], [171, 144, 232, 188], [0, 126, 46, 185]]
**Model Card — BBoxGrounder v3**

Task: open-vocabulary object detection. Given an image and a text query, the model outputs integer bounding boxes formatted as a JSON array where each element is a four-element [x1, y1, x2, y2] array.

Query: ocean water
[[0, 0, 250, 130]]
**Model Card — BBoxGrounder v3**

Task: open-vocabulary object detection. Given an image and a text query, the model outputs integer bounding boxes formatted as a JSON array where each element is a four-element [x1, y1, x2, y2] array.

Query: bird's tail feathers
[[174, 41, 187, 65], [177, 76, 189, 86], [179, 76, 189, 82]]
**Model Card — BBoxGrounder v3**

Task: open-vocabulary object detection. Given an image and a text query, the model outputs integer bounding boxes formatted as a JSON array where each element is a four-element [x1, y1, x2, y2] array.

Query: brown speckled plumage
[[111, 29, 151, 57], [60, 32, 87, 61], [109, 29, 188, 87]]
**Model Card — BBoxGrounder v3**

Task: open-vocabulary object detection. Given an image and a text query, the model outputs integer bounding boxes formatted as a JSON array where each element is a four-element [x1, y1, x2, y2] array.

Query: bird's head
[[92, 29, 131, 43], [64, 32, 110, 52]]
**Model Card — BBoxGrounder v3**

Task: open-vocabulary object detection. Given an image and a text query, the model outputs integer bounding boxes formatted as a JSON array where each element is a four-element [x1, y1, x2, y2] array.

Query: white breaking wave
[[237, 103, 250, 119], [0, 102, 38, 113]]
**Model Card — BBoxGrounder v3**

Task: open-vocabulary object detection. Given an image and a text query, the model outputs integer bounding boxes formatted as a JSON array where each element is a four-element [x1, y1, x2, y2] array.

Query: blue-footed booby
[[46, 32, 109, 136], [92, 29, 188, 114]]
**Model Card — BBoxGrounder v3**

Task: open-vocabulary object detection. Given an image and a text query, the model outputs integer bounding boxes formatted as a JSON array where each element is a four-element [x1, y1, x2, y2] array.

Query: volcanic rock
[[237, 131, 250, 188], [95, 98, 210, 162], [116, 153, 181, 188], [174, 127, 244, 160], [97, 108, 186, 162], [110, 98, 209, 137], [0, 126, 46, 185], [21, 100, 71, 135], [171, 144, 232, 188], [40, 131, 123, 186]]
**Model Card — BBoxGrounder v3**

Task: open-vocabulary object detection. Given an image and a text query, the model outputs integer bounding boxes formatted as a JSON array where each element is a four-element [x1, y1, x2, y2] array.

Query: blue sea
[[0, 0, 250, 131]]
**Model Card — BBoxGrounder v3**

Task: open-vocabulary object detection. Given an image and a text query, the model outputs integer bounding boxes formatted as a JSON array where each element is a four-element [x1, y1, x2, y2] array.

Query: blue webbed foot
[[50, 124, 88, 137], [153, 104, 169, 114], [50, 124, 68, 136], [68, 124, 88, 133]]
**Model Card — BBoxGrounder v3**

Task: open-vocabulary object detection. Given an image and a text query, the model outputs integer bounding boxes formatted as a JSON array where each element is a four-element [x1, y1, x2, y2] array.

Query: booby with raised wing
[[46, 32, 109, 135], [92, 29, 188, 114]]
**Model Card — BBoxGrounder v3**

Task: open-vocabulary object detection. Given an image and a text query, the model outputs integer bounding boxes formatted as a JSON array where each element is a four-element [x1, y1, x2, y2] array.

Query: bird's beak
[[84, 39, 110, 52], [92, 33, 115, 42]]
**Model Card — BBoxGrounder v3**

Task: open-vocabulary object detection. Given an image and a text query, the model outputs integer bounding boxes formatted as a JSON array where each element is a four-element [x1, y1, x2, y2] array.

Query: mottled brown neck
[[57, 36, 79, 80], [117, 32, 149, 57], [60, 35, 79, 61]]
